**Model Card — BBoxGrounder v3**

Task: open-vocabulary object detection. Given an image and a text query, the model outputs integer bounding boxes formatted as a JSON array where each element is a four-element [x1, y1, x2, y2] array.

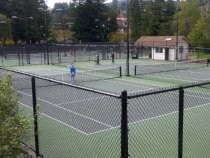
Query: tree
[[158, 0, 176, 35], [0, 74, 31, 157], [130, 0, 144, 41], [71, 0, 117, 42], [51, 3, 72, 42], [0, 14, 12, 44], [176, 0, 201, 36], [130, 0, 176, 41], [108, 32, 127, 43], [9, 0, 51, 43], [188, 6, 210, 46]]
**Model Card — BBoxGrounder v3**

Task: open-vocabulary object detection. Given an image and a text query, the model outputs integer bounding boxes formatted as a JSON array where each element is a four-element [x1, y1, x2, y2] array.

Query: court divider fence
[[1, 67, 210, 158], [1, 43, 210, 68]]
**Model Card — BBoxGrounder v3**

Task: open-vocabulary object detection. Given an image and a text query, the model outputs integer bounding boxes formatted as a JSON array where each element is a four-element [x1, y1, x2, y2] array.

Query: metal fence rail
[[1, 67, 210, 158], [0, 44, 131, 67], [1, 43, 210, 67]]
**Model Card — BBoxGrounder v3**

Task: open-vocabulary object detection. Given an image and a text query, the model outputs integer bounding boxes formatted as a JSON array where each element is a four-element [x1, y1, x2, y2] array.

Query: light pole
[[11, 15, 33, 64], [126, 0, 130, 76], [176, 2, 181, 61], [56, 8, 66, 43], [11, 15, 33, 44], [38, 7, 49, 64]]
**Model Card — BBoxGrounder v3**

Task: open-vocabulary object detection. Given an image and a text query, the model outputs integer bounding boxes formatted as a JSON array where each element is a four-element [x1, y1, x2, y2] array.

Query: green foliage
[[108, 32, 127, 43], [189, 51, 210, 59], [188, 5, 210, 46], [130, 0, 144, 41], [71, 0, 117, 42], [130, 0, 175, 41], [0, 14, 12, 44], [176, 0, 201, 36], [0, 74, 31, 157], [0, 0, 52, 43]]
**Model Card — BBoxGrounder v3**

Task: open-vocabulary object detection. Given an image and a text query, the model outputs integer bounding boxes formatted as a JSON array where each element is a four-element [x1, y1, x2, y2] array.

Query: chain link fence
[[1, 43, 210, 68], [1, 67, 210, 158], [0, 43, 131, 67]]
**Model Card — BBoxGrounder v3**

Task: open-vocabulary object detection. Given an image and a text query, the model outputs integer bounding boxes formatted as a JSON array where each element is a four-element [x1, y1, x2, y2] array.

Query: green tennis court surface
[[16, 82, 210, 157], [2, 58, 210, 157], [6, 58, 210, 93]]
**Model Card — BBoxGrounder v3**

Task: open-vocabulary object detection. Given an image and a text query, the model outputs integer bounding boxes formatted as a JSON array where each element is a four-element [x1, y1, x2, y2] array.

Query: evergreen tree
[[0, 14, 12, 44], [71, 0, 117, 42], [130, 0, 144, 41]]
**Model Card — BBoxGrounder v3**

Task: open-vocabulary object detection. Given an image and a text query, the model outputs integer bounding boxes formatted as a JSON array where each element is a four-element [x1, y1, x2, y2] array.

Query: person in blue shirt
[[69, 62, 76, 83]]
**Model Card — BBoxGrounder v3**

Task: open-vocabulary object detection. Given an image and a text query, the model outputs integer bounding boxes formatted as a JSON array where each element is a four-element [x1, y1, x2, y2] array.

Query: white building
[[134, 36, 192, 61]]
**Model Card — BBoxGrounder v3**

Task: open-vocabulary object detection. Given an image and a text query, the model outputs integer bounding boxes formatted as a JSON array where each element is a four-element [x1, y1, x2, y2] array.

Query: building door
[[165, 48, 169, 60]]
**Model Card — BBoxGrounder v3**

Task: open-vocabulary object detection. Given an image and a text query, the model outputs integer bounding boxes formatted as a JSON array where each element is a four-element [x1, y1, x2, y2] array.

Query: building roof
[[134, 36, 192, 47]]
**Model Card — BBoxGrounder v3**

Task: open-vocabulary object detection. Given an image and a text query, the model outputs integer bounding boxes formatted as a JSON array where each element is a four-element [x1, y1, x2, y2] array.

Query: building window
[[156, 47, 163, 53]]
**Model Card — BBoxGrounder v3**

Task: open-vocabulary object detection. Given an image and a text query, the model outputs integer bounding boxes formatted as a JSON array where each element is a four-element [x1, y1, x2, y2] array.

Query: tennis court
[[9, 64, 162, 93], [2, 57, 210, 157], [17, 82, 210, 134], [13, 73, 210, 158]]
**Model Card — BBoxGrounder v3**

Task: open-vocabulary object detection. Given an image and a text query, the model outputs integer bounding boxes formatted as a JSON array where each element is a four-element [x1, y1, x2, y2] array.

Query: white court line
[[17, 90, 114, 128], [116, 78, 163, 87], [89, 102, 210, 135], [19, 102, 88, 135], [152, 74, 203, 82], [187, 89, 210, 95], [88, 94, 210, 135], [168, 90, 210, 100], [105, 80, 155, 90], [180, 69, 210, 75], [127, 102, 210, 127], [57, 96, 108, 106]]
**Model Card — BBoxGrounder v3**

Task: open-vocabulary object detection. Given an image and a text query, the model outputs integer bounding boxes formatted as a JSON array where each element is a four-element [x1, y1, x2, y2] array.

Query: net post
[[31, 76, 40, 157], [178, 86, 184, 158], [121, 90, 128, 158], [120, 66, 122, 77], [134, 65, 137, 75]]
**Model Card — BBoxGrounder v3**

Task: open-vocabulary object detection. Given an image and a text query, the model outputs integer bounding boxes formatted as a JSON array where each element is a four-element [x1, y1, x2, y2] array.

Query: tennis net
[[42, 66, 122, 83], [134, 59, 209, 76], [133, 59, 209, 85], [0, 66, 122, 91]]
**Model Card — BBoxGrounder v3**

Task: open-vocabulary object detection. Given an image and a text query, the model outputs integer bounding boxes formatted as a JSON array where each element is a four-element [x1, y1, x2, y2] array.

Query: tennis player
[[69, 62, 76, 83]]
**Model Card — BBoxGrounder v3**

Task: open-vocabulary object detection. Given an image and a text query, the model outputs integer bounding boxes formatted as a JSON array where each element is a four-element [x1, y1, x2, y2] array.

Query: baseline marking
[[19, 102, 88, 135]]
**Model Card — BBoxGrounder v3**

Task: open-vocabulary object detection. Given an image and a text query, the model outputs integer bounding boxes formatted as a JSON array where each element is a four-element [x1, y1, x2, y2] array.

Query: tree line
[[0, 0, 209, 46]]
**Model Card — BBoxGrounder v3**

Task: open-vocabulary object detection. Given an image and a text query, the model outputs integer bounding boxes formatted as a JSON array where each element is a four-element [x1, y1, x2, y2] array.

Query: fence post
[[120, 66, 122, 77], [31, 76, 40, 157], [121, 90, 128, 158], [178, 87, 184, 158], [46, 43, 49, 65]]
